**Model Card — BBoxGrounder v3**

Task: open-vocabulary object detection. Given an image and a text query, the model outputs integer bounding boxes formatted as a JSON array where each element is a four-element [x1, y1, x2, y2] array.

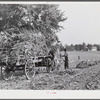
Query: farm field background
[[67, 51, 100, 68]]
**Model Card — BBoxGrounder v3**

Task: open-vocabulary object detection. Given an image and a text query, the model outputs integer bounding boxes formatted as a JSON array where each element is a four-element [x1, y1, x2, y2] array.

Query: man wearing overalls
[[63, 48, 69, 69]]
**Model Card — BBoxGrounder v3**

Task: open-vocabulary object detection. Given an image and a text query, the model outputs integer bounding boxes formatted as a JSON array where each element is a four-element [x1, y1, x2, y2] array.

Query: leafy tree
[[82, 42, 86, 51], [87, 44, 92, 51]]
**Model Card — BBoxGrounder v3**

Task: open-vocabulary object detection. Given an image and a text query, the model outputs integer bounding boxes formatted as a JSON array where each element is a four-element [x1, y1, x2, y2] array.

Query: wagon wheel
[[46, 58, 53, 73], [24, 59, 36, 80], [1, 65, 13, 81]]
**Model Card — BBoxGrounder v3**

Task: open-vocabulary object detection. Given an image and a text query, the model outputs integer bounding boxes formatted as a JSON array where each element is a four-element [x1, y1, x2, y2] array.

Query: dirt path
[[0, 64, 100, 90]]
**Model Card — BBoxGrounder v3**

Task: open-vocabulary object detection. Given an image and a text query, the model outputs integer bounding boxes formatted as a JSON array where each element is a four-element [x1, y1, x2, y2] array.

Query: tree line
[[60, 42, 100, 51]]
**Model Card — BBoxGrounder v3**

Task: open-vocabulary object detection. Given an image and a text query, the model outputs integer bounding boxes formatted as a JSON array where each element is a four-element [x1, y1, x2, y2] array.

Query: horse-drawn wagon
[[0, 48, 54, 81]]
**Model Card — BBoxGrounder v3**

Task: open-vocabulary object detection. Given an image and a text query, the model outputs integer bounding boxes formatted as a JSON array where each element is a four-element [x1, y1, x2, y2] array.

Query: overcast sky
[[56, 2, 100, 45]]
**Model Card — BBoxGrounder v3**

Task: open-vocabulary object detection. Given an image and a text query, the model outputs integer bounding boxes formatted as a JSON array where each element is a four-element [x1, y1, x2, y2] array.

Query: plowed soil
[[0, 63, 100, 90]]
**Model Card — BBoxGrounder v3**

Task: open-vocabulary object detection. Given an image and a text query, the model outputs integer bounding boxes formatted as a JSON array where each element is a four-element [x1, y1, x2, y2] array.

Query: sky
[[56, 2, 100, 45]]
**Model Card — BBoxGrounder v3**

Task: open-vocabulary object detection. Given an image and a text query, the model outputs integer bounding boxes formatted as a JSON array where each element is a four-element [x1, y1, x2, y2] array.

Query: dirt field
[[68, 51, 100, 68], [0, 51, 100, 90]]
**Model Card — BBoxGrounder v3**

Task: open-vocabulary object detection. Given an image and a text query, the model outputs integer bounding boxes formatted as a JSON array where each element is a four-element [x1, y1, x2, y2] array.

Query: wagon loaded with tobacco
[[0, 47, 54, 81], [0, 31, 54, 81]]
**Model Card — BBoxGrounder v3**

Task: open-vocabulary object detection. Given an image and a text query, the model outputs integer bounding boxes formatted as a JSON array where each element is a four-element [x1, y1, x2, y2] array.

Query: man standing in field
[[62, 48, 69, 69]]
